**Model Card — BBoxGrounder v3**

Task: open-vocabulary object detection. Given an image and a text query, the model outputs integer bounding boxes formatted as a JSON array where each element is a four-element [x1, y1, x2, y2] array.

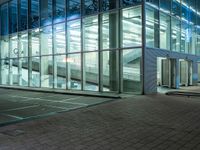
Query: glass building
[[0, 0, 199, 95]]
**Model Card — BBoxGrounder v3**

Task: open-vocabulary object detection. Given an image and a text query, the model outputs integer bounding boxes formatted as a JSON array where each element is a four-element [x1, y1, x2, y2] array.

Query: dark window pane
[[101, 0, 117, 11], [1, 4, 9, 36], [160, 0, 171, 14], [121, 0, 141, 7], [67, 0, 81, 20], [10, 0, 18, 33], [83, 0, 98, 16], [40, 0, 52, 26], [19, 0, 28, 31], [54, 0, 65, 23], [31, 0, 39, 28]]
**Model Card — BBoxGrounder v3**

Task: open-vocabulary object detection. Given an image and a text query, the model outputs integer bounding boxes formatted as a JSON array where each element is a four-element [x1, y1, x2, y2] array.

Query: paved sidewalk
[[1, 93, 200, 149]]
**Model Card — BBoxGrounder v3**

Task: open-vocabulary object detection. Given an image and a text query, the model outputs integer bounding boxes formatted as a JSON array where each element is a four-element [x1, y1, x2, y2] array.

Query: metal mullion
[[65, 0, 69, 90], [98, 13, 102, 92], [81, 0, 84, 91], [118, 9, 122, 94]]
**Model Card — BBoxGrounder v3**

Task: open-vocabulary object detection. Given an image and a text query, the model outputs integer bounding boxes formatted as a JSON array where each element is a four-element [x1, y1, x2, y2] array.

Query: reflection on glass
[[67, 20, 81, 53], [122, 0, 141, 7], [101, 12, 118, 49], [102, 51, 118, 91], [102, 0, 117, 11], [172, 0, 181, 18], [10, 0, 18, 34], [67, 54, 81, 90], [19, 32, 28, 57], [54, 0, 65, 23], [54, 55, 66, 89], [1, 3, 8, 36], [160, 12, 170, 50], [10, 35, 18, 58], [122, 6, 142, 47], [1, 37, 9, 59], [123, 49, 141, 93], [40, 0, 52, 26], [41, 26, 52, 55], [83, 16, 99, 51], [83, 52, 98, 91], [30, 57, 40, 87], [31, 29, 40, 56], [41, 56, 53, 88], [67, 0, 81, 20], [31, 0, 39, 28], [83, 0, 98, 15], [54, 23, 66, 54], [160, 0, 171, 14], [19, 0, 28, 31]]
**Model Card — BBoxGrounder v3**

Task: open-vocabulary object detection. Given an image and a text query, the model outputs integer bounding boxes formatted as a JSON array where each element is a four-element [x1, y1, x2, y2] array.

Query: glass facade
[[0, 0, 199, 94], [146, 0, 200, 56], [0, 0, 142, 94]]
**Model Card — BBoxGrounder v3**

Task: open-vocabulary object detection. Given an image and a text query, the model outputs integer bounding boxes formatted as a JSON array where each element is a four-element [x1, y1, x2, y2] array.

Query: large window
[[40, 0, 52, 26], [146, 7, 159, 48], [101, 0, 117, 11], [83, 16, 99, 51], [31, 29, 40, 56], [10, 0, 18, 34], [1, 4, 9, 36], [54, 0, 65, 23], [160, 12, 171, 50], [122, 6, 142, 47], [19, 0, 28, 31], [121, 0, 141, 7], [41, 26, 52, 55], [171, 17, 181, 52], [67, 0, 81, 20], [123, 49, 141, 93], [160, 0, 171, 14], [31, 0, 39, 28]]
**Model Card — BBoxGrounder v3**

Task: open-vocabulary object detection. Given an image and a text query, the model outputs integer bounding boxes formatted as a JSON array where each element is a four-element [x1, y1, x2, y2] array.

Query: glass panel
[[101, 0, 117, 11], [172, 0, 181, 18], [83, 0, 98, 16], [54, 55, 66, 89], [146, 7, 159, 48], [31, 29, 40, 56], [54, 0, 65, 23], [1, 4, 9, 36], [41, 56, 53, 88], [181, 22, 189, 53], [19, 0, 28, 31], [19, 31, 28, 57], [1, 59, 9, 85], [146, 0, 159, 8], [10, 0, 18, 34], [83, 16, 99, 51], [67, 19, 81, 53], [101, 11, 118, 50], [19, 58, 28, 86], [171, 17, 181, 52], [121, 0, 141, 7], [41, 26, 52, 55], [122, 6, 142, 47], [31, 0, 39, 28], [160, 0, 171, 14], [1, 37, 9, 59], [196, 28, 200, 56], [83, 52, 98, 91], [10, 59, 19, 85], [40, 0, 52, 26], [123, 49, 141, 93], [67, 54, 81, 90], [54, 23, 66, 54], [67, 0, 81, 20], [160, 12, 171, 50], [10, 35, 18, 58], [102, 51, 118, 92], [30, 57, 40, 87]]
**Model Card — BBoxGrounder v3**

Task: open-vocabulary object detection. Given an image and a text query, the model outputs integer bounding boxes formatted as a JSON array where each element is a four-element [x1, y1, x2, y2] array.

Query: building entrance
[[179, 60, 193, 86]]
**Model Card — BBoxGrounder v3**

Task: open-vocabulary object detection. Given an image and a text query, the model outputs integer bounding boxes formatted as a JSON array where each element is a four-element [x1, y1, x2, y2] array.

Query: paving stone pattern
[[0, 90, 200, 149]]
